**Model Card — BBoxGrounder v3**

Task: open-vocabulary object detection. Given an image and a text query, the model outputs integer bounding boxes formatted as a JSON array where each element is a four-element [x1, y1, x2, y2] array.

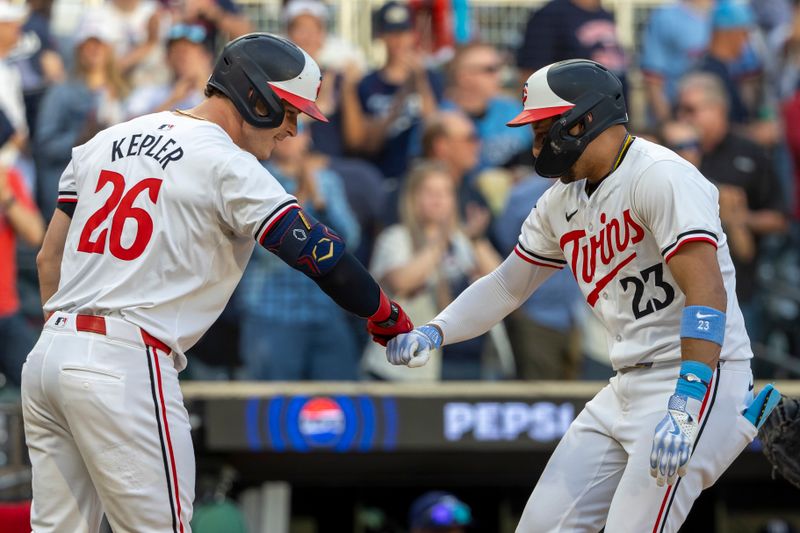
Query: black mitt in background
[[761, 396, 800, 489]]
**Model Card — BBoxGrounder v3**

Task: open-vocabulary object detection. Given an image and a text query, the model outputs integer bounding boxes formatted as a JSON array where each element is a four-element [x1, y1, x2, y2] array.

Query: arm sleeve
[[430, 252, 557, 345], [632, 160, 721, 262]]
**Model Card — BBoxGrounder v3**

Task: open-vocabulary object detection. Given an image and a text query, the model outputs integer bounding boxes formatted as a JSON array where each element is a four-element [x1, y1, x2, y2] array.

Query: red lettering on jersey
[[559, 209, 645, 306]]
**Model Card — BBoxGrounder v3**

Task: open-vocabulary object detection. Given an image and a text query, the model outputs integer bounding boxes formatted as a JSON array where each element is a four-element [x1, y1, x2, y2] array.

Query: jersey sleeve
[[56, 158, 78, 215], [632, 160, 720, 262], [514, 192, 567, 270], [216, 152, 298, 242]]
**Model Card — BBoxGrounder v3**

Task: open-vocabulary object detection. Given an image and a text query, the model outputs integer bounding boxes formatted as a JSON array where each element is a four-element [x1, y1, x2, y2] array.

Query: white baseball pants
[[22, 312, 194, 533], [517, 359, 757, 533]]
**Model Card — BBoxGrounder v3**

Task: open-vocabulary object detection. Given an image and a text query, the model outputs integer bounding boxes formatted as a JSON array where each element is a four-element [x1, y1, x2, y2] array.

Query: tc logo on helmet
[[522, 82, 528, 106]]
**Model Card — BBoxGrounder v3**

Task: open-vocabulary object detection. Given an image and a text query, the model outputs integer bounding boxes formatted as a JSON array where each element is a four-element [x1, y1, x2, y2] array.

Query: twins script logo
[[559, 209, 644, 306]]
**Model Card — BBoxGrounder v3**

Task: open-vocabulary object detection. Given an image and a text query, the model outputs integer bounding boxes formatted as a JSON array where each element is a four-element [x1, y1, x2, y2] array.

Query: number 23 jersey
[[45, 112, 297, 370], [515, 137, 751, 369]]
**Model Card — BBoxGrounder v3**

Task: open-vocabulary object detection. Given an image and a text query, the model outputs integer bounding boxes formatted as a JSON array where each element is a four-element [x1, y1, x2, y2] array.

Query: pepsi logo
[[298, 397, 345, 447]]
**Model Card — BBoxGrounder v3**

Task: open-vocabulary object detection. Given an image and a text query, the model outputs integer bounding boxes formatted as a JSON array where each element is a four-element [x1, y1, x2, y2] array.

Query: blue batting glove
[[385, 325, 442, 368], [650, 394, 701, 487]]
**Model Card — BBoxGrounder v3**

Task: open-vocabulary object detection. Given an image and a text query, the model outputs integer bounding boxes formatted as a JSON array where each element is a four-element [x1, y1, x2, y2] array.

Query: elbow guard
[[260, 207, 345, 277]]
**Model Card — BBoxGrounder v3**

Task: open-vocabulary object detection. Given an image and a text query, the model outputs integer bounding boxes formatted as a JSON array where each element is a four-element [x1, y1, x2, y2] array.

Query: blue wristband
[[419, 324, 443, 349], [675, 360, 714, 401], [680, 305, 725, 346]]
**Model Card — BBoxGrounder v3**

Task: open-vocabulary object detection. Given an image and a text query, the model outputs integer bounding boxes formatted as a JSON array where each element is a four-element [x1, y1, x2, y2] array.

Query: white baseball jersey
[[514, 137, 751, 370], [45, 111, 298, 370]]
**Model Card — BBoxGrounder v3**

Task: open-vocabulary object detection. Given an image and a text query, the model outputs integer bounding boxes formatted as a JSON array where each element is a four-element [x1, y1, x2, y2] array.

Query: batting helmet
[[208, 33, 328, 129], [507, 59, 628, 178]]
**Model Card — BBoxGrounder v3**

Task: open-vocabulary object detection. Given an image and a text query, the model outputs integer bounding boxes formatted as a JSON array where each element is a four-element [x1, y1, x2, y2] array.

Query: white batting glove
[[649, 394, 701, 487], [385, 325, 442, 368]]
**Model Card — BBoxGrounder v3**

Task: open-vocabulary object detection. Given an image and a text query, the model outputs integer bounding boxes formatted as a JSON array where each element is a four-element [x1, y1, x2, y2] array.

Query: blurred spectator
[[90, 0, 166, 86], [767, 0, 800, 101], [443, 42, 532, 170], [9, 0, 65, 142], [341, 0, 443, 181], [660, 120, 703, 168], [677, 72, 788, 338], [367, 162, 500, 380], [494, 173, 583, 380], [0, 165, 44, 387], [283, 0, 365, 158], [421, 111, 493, 244], [695, 0, 773, 130], [408, 491, 472, 533], [125, 23, 211, 117], [515, 0, 626, 93], [760, 519, 798, 533], [0, 1, 28, 168], [640, 0, 713, 125], [35, 20, 127, 219], [782, 87, 800, 219], [171, 0, 252, 52], [237, 120, 361, 380]]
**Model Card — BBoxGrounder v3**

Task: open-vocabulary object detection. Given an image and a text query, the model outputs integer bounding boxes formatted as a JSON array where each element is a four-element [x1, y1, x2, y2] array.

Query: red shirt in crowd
[[0, 167, 36, 317]]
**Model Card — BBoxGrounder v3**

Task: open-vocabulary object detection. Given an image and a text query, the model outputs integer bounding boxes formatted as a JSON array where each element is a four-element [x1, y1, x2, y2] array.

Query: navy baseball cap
[[375, 1, 413, 35], [409, 491, 473, 530]]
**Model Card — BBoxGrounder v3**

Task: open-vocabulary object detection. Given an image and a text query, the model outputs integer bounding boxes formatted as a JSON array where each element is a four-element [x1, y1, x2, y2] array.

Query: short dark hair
[[204, 84, 227, 99]]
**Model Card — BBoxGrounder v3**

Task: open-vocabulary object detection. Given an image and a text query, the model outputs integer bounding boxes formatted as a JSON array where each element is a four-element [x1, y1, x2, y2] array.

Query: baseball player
[[25, 33, 412, 532], [386, 59, 780, 532]]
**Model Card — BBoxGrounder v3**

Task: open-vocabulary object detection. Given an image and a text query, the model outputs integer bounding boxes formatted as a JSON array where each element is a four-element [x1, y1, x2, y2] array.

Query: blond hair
[[399, 160, 459, 250]]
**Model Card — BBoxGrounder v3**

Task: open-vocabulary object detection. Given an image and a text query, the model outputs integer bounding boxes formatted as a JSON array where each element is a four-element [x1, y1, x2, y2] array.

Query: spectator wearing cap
[[409, 491, 473, 533], [125, 24, 211, 118], [0, 164, 44, 388], [171, 0, 251, 53], [283, 0, 364, 158], [0, 1, 29, 168], [443, 42, 532, 171], [341, 0, 444, 181], [34, 17, 127, 219], [695, 0, 760, 124], [677, 71, 787, 339], [640, 0, 714, 125], [515, 0, 627, 95]]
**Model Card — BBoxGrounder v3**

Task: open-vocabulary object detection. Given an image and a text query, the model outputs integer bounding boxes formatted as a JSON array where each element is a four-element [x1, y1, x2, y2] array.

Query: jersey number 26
[[78, 169, 163, 260]]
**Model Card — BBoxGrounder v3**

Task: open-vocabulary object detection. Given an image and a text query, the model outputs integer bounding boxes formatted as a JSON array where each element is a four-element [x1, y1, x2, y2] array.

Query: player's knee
[[261, 208, 345, 277]]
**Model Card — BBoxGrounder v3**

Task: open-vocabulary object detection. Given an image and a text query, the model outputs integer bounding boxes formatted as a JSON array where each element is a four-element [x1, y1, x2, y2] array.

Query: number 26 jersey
[[514, 137, 751, 369], [45, 112, 297, 370]]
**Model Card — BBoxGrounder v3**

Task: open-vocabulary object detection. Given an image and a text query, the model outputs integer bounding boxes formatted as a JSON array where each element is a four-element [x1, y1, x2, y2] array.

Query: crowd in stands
[[1, 0, 798, 389]]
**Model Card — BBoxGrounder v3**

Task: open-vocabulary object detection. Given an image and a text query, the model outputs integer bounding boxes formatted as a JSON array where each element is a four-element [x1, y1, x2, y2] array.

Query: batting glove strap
[[650, 393, 702, 487]]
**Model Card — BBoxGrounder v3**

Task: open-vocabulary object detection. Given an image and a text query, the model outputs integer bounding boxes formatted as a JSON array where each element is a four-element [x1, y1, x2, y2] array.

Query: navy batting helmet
[[208, 33, 328, 129], [507, 59, 628, 178]]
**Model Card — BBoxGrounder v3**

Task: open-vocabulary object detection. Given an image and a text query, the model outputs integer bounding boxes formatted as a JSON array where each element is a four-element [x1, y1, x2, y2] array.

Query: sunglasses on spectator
[[668, 139, 700, 151], [677, 104, 701, 115], [467, 64, 502, 75], [167, 24, 207, 44], [452, 132, 480, 143]]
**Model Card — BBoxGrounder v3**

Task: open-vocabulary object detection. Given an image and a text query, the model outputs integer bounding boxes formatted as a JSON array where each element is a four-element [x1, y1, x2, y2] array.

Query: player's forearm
[[36, 208, 71, 314], [431, 253, 554, 345]]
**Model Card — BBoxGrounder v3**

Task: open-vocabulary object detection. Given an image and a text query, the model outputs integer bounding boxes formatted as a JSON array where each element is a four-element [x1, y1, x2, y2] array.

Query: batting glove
[[385, 325, 442, 368], [367, 292, 414, 346], [650, 393, 702, 487]]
